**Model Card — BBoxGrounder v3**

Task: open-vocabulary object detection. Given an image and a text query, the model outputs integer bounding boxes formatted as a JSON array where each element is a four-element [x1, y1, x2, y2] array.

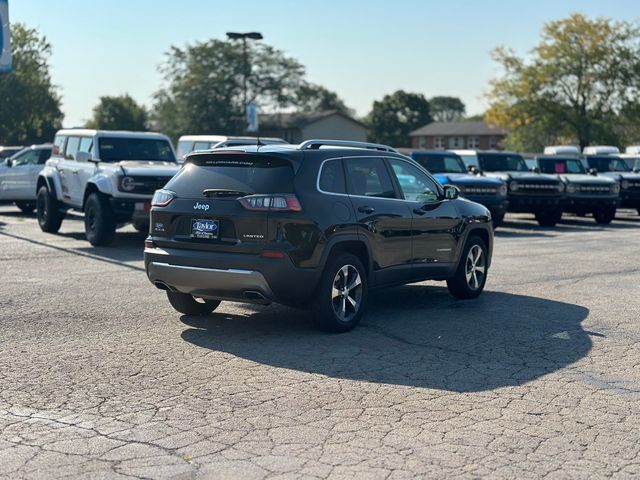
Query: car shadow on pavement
[[180, 285, 591, 393], [0, 229, 146, 271]]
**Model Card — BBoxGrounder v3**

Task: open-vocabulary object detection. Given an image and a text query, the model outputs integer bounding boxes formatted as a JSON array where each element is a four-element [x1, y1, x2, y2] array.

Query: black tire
[[311, 253, 368, 333], [593, 206, 616, 224], [36, 185, 64, 233], [535, 208, 562, 227], [447, 235, 488, 300], [166, 291, 221, 315], [15, 201, 35, 213], [84, 192, 117, 246]]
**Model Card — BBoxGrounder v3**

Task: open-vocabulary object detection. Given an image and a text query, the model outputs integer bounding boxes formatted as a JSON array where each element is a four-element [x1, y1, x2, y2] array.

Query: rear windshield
[[168, 154, 294, 196], [587, 156, 630, 172], [98, 137, 175, 162], [478, 153, 528, 172], [412, 153, 466, 173], [538, 157, 586, 174]]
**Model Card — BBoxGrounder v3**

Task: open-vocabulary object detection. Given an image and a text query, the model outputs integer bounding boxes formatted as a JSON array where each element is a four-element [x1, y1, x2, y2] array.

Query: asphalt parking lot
[[1, 206, 639, 479]]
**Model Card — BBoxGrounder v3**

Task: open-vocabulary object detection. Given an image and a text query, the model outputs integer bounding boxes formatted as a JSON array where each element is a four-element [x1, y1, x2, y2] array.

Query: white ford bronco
[[36, 129, 180, 246]]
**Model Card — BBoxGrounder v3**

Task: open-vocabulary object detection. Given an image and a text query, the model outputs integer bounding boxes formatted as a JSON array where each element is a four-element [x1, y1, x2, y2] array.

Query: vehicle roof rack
[[298, 139, 398, 153]]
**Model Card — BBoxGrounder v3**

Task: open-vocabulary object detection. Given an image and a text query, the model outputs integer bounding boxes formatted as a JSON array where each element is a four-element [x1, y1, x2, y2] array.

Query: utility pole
[[226, 32, 263, 133]]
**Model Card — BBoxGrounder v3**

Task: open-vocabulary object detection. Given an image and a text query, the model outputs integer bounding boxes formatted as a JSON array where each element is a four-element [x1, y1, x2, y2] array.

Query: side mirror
[[5, 159, 12, 167], [467, 164, 483, 175], [530, 166, 541, 174], [444, 184, 460, 200], [588, 167, 598, 176], [76, 151, 93, 163]]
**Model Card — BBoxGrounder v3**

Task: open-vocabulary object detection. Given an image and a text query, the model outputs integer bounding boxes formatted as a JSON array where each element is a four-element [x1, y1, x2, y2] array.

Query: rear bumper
[[144, 245, 320, 306], [507, 195, 562, 213], [147, 261, 275, 304]]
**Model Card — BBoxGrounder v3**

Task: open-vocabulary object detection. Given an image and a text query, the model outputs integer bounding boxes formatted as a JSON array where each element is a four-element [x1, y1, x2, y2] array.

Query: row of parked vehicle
[[406, 147, 639, 227], [0, 131, 638, 331]]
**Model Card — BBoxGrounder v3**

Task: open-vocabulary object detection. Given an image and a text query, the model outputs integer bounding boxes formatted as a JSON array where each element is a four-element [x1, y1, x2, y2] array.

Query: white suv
[[36, 129, 180, 246], [176, 135, 287, 162]]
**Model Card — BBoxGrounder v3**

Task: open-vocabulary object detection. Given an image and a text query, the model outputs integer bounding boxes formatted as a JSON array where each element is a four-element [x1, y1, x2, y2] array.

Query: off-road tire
[[535, 208, 562, 227], [593, 206, 616, 225], [36, 186, 64, 233], [311, 253, 368, 333], [84, 192, 117, 246], [447, 235, 488, 300], [166, 291, 221, 315]]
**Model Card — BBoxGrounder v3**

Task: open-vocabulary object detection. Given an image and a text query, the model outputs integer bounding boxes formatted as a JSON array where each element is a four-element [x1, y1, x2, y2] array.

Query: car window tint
[[79, 137, 93, 155], [98, 138, 175, 162], [345, 157, 396, 198], [38, 149, 52, 164], [65, 137, 81, 160], [13, 150, 40, 167], [53, 135, 66, 156], [193, 142, 210, 151], [319, 159, 346, 194], [388, 158, 440, 203], [177, 141, 194, 159]]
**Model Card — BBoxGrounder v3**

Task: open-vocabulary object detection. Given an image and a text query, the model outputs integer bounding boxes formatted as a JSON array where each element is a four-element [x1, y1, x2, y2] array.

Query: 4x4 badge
[[193, 202, 210, 211]]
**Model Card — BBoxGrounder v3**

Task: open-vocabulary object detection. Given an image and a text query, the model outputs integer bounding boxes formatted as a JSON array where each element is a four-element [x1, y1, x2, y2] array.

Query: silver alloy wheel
[[465, 245, 486, 290], [331, 264, 362, 322]]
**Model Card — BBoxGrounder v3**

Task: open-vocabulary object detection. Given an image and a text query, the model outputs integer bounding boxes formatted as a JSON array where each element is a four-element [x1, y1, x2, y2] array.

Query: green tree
[[486, 13, 640, 151], [86, 94, 148, 130], [367, 90, 431, 147], [295, 83, 354, 115], [0, 23, 63, 144], [429, 96, 466, 122], [151, 40, 305, 139]]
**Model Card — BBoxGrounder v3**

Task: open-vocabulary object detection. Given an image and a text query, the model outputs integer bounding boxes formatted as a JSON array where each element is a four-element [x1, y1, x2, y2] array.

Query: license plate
[[191, 219, 219, 239]]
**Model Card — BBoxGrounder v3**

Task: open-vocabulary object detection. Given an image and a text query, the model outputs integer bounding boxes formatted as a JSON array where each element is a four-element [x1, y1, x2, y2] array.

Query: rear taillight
[[238, 194, 302, 212], [151, 189, 176, 207]]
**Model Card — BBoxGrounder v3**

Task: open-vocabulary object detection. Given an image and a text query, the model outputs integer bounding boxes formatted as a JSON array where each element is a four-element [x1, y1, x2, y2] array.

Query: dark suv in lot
[[583, 155, 640, 215], [408, 150, 508, 227], [473, 152, 565, 226], [144, 140, 494, 332]]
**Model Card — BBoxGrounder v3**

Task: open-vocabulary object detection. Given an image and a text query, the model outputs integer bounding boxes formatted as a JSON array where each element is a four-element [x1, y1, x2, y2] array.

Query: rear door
[[343, 156, 413, 286], [386, 157, 461, 269]]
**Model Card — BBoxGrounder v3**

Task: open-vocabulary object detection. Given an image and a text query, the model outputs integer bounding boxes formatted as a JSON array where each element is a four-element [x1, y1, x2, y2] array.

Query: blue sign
[[246, 101, 258, 133], [0, 0, 11, 74]]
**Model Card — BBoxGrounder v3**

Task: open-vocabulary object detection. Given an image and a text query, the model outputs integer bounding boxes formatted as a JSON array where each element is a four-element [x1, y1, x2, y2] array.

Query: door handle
[[71, 169, 78, 174], [358, 206, 375, 214], [413, 208, 427, 215]]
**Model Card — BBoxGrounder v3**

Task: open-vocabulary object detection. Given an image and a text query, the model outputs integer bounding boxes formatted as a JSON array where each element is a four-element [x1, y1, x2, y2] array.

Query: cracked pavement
[[0, 206, 639, 479]]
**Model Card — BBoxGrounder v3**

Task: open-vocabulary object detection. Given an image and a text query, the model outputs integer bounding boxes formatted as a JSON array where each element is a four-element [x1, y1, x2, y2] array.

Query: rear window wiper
[[203, 189, 249, 198]]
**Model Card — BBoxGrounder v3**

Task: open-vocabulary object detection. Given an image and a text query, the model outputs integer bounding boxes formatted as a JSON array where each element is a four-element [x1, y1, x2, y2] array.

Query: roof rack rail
[[298, 139, 398, 153]]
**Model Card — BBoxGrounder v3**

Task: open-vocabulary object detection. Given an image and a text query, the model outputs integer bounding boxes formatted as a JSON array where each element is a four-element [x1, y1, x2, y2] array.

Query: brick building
[[409, 121, 507, 150]]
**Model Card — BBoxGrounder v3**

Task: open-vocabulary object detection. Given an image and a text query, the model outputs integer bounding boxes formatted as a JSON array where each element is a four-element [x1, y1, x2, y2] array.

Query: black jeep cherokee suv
[[144, 140, 494, 332]]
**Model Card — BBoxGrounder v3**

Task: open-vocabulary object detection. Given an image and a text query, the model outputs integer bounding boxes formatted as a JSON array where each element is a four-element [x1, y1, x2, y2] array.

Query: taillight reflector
[[238, 194, 302, 212]]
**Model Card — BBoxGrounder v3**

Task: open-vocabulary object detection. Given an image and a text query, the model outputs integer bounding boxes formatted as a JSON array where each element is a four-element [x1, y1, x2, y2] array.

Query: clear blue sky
[[9, 0, 640, 127]]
